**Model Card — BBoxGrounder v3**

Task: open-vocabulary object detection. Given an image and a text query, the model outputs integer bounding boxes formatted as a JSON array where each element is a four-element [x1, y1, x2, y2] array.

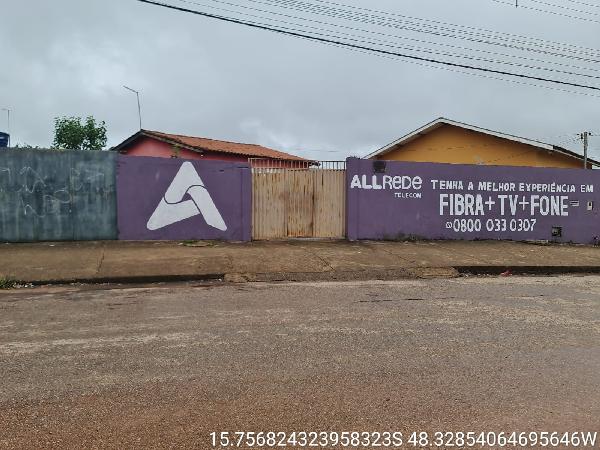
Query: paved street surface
[[1, 277, 599, 448]]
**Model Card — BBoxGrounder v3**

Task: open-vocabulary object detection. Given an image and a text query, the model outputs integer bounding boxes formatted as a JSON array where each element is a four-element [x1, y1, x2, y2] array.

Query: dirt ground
[[0, 276, 599, 449]]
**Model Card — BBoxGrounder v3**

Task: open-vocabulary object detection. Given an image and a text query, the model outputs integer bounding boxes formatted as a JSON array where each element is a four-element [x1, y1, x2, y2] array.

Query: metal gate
[[252, 160, 346, 239]]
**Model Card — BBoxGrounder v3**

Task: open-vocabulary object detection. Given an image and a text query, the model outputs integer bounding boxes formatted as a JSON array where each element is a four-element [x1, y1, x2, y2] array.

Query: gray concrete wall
[[0, 149, 117, 242]]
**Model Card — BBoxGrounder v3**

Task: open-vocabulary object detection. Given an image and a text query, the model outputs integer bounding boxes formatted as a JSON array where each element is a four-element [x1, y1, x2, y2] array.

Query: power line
[[312, 34, 600, 98], [193, 0, 600, 65], [253, 0, 600, 61], [563, 0, 600, 9], [492, 0, 600, 23], [134, 0, 600, 92], [176, 0, 600, 81], [528, 0, 600, 16], [186, 0, 600, 70], [262, 0, 600, 58], [283, 12, 600, 98]]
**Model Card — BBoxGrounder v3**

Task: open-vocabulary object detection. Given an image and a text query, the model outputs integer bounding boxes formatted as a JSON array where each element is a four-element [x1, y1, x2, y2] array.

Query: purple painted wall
[[347, 158, 600, 244], [117, 156, 251, 241]]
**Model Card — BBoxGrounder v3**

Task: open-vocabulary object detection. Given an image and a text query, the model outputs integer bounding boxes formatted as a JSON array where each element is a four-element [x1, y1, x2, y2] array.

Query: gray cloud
[[1, 0, 599, 159]]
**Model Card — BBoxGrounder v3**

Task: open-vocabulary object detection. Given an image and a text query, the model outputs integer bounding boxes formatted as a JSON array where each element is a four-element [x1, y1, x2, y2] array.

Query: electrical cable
[[187, 0, 600, 66], [173, 0, 600, 80], [250, 0, 600, 60], [310, 34, 600, 98], [260, 0, 600, 57], [134, 0, 600, 93], [563, 0, 600, 9], [528, 0, 600, 16], [491, 0, 600, 23]]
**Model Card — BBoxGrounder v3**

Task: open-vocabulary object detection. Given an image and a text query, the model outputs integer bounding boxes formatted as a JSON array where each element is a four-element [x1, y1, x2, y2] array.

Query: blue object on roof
[[0, 132, 9, 148]]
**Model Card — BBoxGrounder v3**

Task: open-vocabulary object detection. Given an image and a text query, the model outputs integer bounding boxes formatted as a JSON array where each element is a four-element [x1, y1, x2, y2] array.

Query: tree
[[52, 116, 107, 150]]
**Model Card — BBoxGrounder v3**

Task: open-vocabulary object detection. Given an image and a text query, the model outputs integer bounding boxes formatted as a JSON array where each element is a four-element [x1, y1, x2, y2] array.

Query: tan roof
[[121, 130, 307, 161]]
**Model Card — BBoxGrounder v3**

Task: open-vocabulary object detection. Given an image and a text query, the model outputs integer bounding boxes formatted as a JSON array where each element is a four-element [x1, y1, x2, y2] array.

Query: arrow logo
[[146, 162, 227, 232]]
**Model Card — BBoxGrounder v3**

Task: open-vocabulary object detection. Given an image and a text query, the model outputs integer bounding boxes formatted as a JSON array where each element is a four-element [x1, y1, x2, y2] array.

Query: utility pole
[[1, 108, 10, 147], [123, 86, 142, 130], [581, 131, 590, 169]]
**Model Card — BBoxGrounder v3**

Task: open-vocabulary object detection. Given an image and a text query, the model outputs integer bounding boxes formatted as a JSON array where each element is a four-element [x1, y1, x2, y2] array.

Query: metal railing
[[249, 158, 346, 172]]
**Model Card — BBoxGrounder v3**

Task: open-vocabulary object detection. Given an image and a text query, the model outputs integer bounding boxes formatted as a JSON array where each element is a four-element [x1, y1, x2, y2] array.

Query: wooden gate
[[252, 161, 346, 239]]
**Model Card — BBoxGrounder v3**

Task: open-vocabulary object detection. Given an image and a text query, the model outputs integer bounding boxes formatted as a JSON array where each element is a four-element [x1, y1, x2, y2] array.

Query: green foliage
[[52, 116, 107, 151], [0, 278, 18, 290]]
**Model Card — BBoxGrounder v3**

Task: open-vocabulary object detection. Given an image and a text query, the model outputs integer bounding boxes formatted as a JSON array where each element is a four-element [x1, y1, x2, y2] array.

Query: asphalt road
[[0, 276, 599, 449]]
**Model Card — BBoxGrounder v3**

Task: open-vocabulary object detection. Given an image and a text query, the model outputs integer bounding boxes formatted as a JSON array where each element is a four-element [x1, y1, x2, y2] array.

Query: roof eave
[[366, 117, 598, 166], [366, 117, 447, 159], [143, 131, 311, 162], [552, 145, 600, 167], [110, 130, 144, 153], [111, 130, 204, 155], [142, 131, 205, 155]]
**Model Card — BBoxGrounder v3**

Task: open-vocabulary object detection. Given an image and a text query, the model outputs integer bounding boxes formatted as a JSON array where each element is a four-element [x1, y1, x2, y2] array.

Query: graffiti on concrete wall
[[0, 166, 109, 218], [0, 149, 118, 242], [117, 156, 251, 241], [346, 158, 600, 244], [1, 166, 67, 217]]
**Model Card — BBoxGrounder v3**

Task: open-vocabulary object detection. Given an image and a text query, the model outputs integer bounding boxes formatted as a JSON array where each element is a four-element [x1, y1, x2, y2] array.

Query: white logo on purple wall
[[147, 162, 227, 231]]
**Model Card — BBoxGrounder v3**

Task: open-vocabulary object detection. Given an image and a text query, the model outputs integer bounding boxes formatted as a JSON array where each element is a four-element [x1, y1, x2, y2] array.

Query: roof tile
[[145, 130, 307, 161]]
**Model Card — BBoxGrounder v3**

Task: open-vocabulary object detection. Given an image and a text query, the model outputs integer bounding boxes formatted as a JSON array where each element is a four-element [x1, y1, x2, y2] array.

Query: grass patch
[[180, 240, 213, 247], [0, 278, 18, 290]]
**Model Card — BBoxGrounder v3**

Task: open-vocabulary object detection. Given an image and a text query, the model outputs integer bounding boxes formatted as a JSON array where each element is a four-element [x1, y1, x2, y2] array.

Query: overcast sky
[[1, 0, 599, 159]]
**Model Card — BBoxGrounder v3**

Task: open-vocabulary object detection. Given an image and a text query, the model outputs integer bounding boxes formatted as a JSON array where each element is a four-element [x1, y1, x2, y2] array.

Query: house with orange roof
[[112, 130, 310, 167]]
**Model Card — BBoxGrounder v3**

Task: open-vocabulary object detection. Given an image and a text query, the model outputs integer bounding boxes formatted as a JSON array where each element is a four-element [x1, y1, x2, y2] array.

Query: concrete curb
[[18, 273, 226, 286], [10, 265, 600, 286], [455, 266, 600, 276]]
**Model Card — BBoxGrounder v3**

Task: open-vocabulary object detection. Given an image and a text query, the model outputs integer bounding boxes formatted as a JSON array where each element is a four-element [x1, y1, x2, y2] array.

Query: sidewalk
[[2, 239, 600, 285]]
